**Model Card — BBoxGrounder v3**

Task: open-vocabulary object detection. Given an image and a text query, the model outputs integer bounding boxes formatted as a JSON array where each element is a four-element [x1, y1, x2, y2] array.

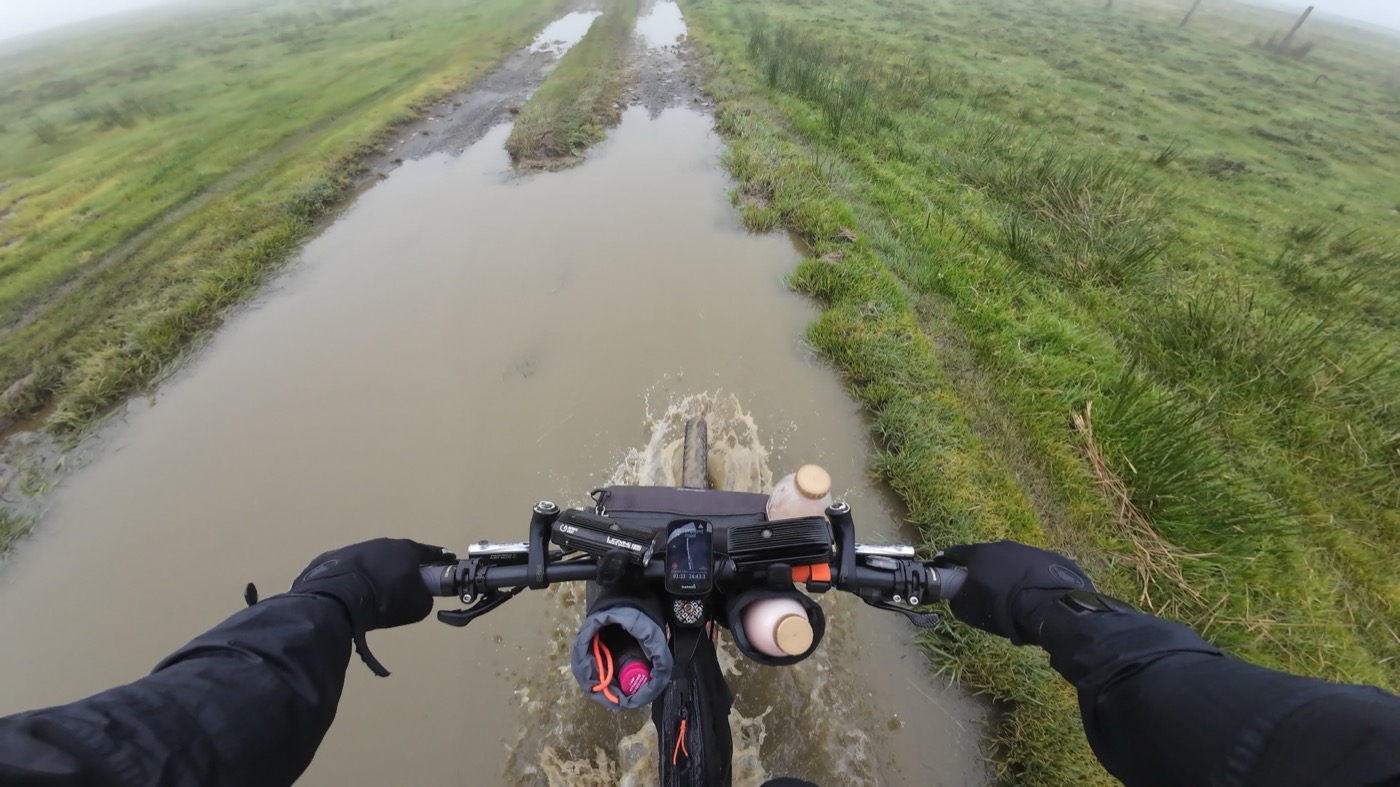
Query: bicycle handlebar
[[420, 557, 967, 601]]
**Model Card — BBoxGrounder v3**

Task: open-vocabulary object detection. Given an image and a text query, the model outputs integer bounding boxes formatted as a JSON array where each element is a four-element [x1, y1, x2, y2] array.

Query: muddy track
[[364, 1, 711, 178], [358, 46, 564, 181], [0, 3, 717, 533], [623, 19, 709, 117]]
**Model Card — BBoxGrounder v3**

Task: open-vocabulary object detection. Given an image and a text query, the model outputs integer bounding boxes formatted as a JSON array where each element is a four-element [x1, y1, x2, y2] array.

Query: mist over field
[[5, 0, 1400, 43]]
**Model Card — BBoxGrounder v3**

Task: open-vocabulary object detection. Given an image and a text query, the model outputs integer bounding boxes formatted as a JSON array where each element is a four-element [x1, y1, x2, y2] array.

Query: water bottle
[[766, 464, 833, 521], [602, 627, 652, 697], [742, 597, 814, 658]]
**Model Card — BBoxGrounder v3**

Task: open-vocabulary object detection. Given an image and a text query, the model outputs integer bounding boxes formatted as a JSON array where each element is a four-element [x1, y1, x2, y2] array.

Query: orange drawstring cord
[[671, 719, 689, 764], [591, 632, 620, 705]]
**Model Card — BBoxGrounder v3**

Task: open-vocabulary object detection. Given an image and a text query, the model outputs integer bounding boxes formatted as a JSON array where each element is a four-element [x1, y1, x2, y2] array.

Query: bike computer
[[664, 518, 714, 596]]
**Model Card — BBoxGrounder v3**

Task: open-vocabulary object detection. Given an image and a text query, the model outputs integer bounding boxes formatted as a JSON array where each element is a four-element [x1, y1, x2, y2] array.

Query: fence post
[[1274, 5, 1314, 52], [1180, 0, 1203, 26]]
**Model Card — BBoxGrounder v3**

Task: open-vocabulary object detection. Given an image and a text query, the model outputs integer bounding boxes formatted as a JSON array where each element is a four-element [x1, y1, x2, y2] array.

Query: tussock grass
[[505, 0, 640, 168], [1073, 401, 1207, 615], [684, 0, 1400, 781], [957, 145, 1174, 285]]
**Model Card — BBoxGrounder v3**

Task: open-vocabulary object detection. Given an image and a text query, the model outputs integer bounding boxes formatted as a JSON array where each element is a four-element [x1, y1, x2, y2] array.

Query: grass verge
[[683, 0, 1399, 781], [0, 0, 571, 436], [505, 0, 641, 168], [0, 510, 31, 555]]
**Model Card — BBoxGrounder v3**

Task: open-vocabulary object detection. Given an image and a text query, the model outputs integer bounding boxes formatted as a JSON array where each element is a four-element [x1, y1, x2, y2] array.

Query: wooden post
[[1274, 5, 1314, 52], [1180, 0, 1203, 26]]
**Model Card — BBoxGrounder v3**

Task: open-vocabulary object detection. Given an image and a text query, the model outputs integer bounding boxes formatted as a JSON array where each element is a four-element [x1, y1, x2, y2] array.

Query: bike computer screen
[[664, 519, 713, 596]]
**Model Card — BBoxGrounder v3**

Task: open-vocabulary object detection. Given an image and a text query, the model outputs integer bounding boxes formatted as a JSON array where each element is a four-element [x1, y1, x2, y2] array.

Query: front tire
[[682, 416, 709, 489]]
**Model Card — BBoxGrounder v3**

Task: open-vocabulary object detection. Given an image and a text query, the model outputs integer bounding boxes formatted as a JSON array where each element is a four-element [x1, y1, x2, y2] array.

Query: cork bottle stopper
[[794, 465, 831, 499], [775, 614, 815, 656]]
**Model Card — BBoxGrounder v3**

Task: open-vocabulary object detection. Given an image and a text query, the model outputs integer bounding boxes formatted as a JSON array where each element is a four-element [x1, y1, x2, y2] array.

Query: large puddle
[[528, 11, 603, 55], [636, 1, 687, 49], [0, 104, 989, 784]]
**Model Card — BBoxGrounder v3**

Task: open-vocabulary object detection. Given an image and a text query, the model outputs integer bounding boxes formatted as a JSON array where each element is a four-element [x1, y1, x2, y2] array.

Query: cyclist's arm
[[1040, 601, 1400, 786], [0, 594, 352, 787]]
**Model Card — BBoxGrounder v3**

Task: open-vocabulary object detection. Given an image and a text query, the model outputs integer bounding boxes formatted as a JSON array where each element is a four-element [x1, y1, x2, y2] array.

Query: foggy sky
[[2, 0, 1399, 44], [2, 0, 170, 42]]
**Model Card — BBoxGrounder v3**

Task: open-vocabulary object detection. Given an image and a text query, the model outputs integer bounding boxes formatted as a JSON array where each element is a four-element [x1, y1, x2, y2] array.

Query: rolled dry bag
[[725, 588, 826, 666], [571, 586, 673, 710]]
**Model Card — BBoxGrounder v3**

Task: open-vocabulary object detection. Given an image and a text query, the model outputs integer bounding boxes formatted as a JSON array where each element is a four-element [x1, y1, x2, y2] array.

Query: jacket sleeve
[[1040, 600, 1400, 786], [0, 593, 353, 787]]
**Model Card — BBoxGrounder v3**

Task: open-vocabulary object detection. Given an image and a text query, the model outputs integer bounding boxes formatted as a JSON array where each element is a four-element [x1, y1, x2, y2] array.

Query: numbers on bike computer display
[[664, 519, 714, 597]]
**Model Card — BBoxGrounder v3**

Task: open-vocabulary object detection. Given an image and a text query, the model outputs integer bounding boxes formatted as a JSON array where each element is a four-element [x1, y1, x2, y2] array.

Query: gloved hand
[[288, 538, 454, 675], [934, 541, 1093, 646]]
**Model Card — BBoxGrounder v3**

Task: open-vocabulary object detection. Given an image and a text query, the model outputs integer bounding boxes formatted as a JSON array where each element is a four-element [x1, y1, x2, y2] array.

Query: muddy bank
[[358, 51, 557, 184], [359, 9, 605, 183]]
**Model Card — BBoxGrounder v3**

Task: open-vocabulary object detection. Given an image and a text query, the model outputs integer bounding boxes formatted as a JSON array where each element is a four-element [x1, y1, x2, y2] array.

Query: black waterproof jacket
[[1, 592, 1397, 786], [0, 594, 350, 786], [1038, 599, 1400, 786]]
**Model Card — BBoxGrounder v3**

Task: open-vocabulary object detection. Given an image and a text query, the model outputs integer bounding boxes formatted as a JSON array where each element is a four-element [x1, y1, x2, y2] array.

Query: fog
[[2, 0, 171, 42], [6, 0, 1400, 43], [5, 0, 1400, 45], [1241, 0, 1400, 31]]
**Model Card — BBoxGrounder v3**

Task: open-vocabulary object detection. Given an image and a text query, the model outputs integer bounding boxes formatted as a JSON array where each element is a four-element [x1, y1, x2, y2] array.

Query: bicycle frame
[[652, 626, 732, 787]]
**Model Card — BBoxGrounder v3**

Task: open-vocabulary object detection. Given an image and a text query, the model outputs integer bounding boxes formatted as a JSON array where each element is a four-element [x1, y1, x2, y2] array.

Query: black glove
[[288, 538, 454, 676], [934, 541, 1093, 646]]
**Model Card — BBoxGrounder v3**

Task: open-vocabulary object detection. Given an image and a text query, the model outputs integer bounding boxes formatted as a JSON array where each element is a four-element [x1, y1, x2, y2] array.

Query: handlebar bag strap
[[571, 587, 674, 709], [725, 589, 827, 667]]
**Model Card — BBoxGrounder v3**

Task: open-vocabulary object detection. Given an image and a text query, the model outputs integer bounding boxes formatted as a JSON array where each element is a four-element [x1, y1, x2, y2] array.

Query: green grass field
[[681, 0, 1399, 781], [0, 0, 569, 439], [506, 0, 641, 168]]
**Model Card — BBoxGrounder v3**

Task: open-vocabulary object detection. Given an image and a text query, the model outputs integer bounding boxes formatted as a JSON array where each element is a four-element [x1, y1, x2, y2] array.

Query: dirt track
[[361, 2, 709, 182]]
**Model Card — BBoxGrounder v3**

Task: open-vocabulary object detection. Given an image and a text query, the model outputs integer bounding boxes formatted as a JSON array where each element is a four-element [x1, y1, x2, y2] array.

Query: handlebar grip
[[420, 564, 455, 597], [931, 566, 967, 600]]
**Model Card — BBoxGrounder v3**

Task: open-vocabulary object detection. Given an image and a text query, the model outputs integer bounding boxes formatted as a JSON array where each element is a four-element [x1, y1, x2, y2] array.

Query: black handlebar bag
[[652, 627, 733, 787]]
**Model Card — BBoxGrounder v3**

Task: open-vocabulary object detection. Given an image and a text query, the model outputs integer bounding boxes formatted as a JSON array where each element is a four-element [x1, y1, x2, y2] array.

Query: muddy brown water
[[0, 80, 989, 787]]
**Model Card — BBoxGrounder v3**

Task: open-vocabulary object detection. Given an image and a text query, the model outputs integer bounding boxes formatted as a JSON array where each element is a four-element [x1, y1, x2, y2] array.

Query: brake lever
[[861, 597, 942, 628], [435, 588, 522, 628]]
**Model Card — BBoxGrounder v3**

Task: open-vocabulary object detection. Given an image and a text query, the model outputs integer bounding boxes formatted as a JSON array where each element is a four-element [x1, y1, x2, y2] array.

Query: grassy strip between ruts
[[0, 0, 571, 436], [505, 0, 641, 168], [681, 0, 1399, 782]]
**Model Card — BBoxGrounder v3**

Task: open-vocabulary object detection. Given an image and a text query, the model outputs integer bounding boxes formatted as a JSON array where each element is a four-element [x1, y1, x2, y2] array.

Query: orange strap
[[671, 719, 689, 764], [591, 633, 619, 705]]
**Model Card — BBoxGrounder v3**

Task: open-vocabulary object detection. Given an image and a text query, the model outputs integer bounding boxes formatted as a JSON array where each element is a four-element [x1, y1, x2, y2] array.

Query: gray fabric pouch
[[571, 595, 674, 710]]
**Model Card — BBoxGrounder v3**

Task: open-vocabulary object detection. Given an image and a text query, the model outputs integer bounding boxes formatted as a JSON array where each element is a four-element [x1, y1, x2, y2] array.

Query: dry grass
[[1073, 402, 1209, 616]]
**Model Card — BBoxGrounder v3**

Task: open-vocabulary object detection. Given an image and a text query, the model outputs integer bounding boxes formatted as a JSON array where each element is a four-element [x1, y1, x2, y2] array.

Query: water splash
[[609, 391, 772, 493], [507, 393, 888, 785]]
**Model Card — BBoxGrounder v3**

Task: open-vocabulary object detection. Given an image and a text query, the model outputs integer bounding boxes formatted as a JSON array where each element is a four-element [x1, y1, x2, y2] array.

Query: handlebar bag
[[592, 486, 768, 531], [571, 585, 674, 709]]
